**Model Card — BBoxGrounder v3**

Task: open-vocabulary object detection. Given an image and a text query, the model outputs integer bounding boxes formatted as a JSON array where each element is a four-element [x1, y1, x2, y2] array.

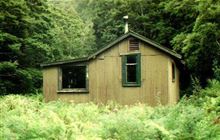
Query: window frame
[[122, 53, 141, 87], [58, 64, 89, 93], [172, 62, 175, 82]]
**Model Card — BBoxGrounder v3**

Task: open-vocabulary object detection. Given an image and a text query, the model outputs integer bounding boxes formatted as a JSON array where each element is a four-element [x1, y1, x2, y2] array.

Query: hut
[[41, 31, 182, 106]]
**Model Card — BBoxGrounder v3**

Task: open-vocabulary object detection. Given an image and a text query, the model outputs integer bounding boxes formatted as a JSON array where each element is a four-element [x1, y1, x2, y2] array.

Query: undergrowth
[[0, 80, 219, 140]]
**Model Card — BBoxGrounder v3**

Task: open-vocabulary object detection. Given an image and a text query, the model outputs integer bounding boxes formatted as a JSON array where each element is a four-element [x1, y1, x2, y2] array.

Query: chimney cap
[[123, 15, 128, 19]]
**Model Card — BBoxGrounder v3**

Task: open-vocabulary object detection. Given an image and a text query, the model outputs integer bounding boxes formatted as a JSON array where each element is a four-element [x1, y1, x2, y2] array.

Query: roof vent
[[129, 38, 139, 51], [123, 15, 128, 33]]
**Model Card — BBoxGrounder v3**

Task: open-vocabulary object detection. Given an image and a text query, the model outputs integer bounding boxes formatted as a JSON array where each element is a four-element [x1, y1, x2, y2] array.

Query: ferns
[[0, 81, 219, 139]]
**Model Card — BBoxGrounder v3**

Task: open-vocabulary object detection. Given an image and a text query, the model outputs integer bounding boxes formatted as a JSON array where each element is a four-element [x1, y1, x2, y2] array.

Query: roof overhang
[[41, 57, 89, 67]]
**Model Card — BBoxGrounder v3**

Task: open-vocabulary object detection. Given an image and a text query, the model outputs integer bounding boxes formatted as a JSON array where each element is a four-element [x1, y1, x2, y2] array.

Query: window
[[59, 65, 88, 91], [129, 38, 139, 51], [172, 62, 175, 82], [122, 54, 141, 87]]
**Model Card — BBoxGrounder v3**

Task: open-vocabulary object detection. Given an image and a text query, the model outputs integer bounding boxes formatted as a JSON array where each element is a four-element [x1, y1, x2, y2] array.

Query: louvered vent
[[129, 38, 139, 51]]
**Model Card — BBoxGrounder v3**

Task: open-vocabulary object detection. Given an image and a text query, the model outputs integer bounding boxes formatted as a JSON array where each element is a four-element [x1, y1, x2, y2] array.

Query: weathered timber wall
[[43, 38, 179, 105]]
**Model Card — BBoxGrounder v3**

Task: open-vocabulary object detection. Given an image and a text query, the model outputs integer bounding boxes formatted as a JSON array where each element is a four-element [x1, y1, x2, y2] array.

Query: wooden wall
[[43, 67, 58, 102], [43, 38, 179, 105]]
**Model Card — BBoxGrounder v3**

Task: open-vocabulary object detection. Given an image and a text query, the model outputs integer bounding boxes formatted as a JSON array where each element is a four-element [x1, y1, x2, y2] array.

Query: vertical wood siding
[[43, 39, 179, 105], [43, 67, 58, 102]]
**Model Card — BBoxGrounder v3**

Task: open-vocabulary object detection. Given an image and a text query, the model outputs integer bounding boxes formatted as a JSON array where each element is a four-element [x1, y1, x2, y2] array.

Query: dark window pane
[[172, 63, 175, 81], [127, 55, 136, 63], [62, 66, 86, 88], [127, 65, 136, 82]]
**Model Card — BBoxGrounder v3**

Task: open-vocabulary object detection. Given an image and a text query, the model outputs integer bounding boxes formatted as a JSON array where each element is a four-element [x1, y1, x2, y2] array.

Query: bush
[[25, 68, 42, 89], [185, 79, 220, 113], [0, 91, 219, 140], [213, 60, 220, 81], [0, 62, 42, 95]]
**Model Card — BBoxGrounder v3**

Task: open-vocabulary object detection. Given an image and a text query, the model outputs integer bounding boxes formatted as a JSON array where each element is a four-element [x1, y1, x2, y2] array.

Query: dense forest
[[0, 0, 220, 94], [0, 1, 220, 139]]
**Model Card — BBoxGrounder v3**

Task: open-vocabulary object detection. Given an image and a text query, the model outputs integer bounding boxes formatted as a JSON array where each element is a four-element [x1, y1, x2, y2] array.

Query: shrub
[[25, 68, 42, 89], [0, 92, 219, 140], [213, 60, 220, 81], [0, 62, 42, 94]]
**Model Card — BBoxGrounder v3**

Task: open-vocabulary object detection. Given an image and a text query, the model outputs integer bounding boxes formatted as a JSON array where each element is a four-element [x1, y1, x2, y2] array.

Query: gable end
[[41, 31, 181, 68]]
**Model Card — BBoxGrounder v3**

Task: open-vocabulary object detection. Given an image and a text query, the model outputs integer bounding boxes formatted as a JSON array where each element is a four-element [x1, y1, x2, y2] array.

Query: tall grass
[[0, 80, 219, 140]]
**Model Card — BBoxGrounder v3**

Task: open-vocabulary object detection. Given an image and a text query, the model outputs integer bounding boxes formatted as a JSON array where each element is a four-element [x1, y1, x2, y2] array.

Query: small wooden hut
[[42, 31, 182, 106]]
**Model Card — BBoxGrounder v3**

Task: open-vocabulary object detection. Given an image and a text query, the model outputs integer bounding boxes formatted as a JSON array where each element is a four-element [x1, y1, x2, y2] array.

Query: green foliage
[[213, 60, 220, 81], [48, 0, 95, 60], [0, 0, 95, 93], [169, 0, 220, 85], [1, 0, 220, 93], [191, 76, 202, 95], [1, 83, 220, 139], [0, 0, 51, 93], [0, 0, 52, 66], [75, 0, 220, 86], [198, 80, 220, 113], [25, 68, 42, 89], [0, 62, 42, 94], [75, 0, 171, 49]]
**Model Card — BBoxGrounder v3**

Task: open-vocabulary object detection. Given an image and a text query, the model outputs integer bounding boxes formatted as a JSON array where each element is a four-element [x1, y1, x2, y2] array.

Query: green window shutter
[[136, 53, 141, 87], [122, 55, 127, 86]]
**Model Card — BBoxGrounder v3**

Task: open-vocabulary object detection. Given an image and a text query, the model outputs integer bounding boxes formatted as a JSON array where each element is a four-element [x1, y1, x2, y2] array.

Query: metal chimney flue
[[123, 15, 128, 33]]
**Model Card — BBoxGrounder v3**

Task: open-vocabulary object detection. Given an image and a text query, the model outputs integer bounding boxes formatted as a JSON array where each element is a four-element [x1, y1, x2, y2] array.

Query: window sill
[[120, 52, 140, 56], [122, 84, 141, 87], [57, 89, 89, 94]]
